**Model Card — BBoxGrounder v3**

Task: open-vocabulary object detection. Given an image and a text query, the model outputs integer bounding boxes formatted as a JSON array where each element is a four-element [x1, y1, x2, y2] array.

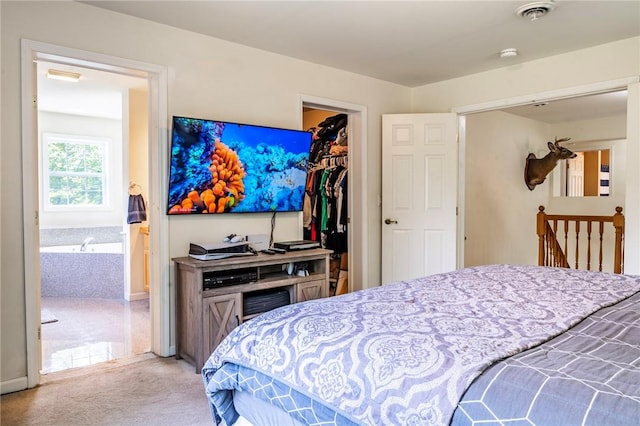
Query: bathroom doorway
[[36, 60, 151, 373]]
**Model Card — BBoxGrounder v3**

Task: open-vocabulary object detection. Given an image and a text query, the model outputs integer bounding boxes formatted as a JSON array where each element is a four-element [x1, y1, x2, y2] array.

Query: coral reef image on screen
[[167, 117, 312, 214]]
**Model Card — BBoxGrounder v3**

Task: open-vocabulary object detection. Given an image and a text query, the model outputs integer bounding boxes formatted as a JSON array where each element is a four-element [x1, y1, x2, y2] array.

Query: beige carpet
[[1, 353, 212, 425]]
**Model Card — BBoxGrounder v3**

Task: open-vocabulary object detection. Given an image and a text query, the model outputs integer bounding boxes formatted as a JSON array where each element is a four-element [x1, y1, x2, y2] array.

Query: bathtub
[[41, 242, 124, 254], [40, 243, 125, 299]]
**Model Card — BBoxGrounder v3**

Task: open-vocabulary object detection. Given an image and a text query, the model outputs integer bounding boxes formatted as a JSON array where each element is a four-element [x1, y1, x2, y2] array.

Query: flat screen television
[[167, 116, 313, 215]]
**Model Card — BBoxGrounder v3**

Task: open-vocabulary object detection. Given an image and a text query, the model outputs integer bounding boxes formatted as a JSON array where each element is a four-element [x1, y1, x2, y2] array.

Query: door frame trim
[[20, 39, 170, 387], [453, 77, 639, 115]]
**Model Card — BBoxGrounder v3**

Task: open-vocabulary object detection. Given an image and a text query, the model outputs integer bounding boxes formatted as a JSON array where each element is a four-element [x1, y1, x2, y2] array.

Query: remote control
[[260, 249, 276, 255], [270, 247, 286, 254]]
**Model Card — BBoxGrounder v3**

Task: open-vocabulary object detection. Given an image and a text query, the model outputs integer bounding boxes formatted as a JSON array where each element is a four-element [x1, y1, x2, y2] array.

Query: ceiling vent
[[515, 1, 556, 21]]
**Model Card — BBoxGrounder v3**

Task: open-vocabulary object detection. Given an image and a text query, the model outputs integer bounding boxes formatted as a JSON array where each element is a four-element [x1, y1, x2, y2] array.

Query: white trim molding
[[453, 77, 640, 115], [1, 377, 29, 395]]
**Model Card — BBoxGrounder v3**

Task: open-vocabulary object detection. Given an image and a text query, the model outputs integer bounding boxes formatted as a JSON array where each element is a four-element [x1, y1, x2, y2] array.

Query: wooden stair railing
[[536, 206, 625, 274], [540, 221, 570, 269]]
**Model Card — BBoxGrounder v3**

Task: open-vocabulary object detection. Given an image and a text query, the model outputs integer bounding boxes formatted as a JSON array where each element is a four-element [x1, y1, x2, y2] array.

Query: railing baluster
[[586, 221, 592, 271], [599, 221, 604, 272], [563, 220, 569, 266], [552, 220, 559, 266], [574, 221, 580, 270], [546, 225, 551, 266]]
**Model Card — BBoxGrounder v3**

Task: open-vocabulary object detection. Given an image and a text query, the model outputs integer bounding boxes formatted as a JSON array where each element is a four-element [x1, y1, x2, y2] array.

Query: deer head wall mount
[[524, 137, 576, 191]]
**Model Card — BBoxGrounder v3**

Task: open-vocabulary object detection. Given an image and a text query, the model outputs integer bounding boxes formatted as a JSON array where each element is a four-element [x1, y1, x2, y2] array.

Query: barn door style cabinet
[[173, 248, 331, 372]]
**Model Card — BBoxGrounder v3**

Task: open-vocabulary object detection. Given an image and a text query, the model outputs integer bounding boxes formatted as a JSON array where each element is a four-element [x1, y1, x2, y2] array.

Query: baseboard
[[125, 292, 149, 301], [1, 376, 28, 395]]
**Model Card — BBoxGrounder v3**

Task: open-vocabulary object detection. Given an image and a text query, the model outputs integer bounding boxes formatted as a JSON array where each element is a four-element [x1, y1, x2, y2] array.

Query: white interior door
[[381, 113, 458, 284], [567, 153, 585, 197]]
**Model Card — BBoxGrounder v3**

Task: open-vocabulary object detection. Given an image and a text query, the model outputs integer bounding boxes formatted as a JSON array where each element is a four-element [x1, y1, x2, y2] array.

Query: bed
[[201, 264, 640, 425]]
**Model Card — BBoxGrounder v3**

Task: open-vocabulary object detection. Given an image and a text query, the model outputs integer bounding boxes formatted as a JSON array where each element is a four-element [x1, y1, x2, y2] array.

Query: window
[[43, 133, 110, 210]]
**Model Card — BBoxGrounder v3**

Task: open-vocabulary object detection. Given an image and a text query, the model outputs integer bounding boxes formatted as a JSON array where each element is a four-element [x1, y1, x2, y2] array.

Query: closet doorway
[[303, 109, 349, 295], [300, 96, 368, 292]]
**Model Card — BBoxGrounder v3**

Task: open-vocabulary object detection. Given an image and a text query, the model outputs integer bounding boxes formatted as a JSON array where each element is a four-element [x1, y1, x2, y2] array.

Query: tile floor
[[40, 297, 150, 374]]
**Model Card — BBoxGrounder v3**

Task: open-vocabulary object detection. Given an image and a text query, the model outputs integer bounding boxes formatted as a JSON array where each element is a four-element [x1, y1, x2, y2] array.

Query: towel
[[127, 194, 147, 224]]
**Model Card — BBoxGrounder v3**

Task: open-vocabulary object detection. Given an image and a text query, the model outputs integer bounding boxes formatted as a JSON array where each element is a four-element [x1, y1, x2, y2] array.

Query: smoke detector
[[516, 1, 556, 21]]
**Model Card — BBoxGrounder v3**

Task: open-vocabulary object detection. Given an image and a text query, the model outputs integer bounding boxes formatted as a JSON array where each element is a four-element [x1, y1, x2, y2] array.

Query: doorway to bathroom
[[36, 60, 151, 373]]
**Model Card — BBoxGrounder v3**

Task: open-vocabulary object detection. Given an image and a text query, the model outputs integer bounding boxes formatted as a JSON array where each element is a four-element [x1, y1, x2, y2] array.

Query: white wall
[[411, 38, 640, 114], [128, 89, 150, 298], [551, 114, 626, 142], [38, 111, 124, 229], [1, 0, 410, 388], [464, 111, 550, 266]]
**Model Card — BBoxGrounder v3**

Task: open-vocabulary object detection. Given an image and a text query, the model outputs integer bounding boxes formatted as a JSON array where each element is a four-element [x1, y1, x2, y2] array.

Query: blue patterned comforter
[[453, 291, 640, 426], [202, 264, 640, 425]]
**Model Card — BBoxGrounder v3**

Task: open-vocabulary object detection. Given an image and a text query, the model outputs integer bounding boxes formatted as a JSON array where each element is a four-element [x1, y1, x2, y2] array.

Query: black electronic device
[[203, 268, 258, 289], [273, 240, 320, 251], [243, 288, 291, 316]]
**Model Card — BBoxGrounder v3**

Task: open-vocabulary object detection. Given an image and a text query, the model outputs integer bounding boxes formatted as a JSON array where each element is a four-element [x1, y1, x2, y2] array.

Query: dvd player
[[203, 268, 257, 289], [273, 240, 320, 251]]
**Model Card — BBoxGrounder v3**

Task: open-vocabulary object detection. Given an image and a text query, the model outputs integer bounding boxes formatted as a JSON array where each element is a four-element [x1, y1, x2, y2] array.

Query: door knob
[[384, 218, 398, 225]]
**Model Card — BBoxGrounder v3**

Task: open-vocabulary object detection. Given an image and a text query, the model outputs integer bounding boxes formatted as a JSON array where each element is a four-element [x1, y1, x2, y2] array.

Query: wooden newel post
[[613, 206, 624, 274], [537, 205, 547, 266]]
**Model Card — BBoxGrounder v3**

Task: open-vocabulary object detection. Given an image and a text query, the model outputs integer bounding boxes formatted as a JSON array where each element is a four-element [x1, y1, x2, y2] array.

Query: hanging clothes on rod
[[304, 162, 348, 252], [304, 113, 348, 253]]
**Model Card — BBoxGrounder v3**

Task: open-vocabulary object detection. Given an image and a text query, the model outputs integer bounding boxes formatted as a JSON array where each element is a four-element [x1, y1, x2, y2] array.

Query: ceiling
[[38, 61, 147, 120], [42, 1, 638, 122], [82, 0, 639, 88]]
